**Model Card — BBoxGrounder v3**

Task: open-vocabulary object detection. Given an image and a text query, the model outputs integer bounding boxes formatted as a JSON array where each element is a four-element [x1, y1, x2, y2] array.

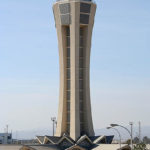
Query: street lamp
[[51, 117, 56, 136], [107, 127, 121, 149], [110, 123, 133, 149]]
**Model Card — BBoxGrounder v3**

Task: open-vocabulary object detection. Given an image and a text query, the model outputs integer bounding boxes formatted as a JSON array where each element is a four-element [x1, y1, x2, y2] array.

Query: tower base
[[33, 134, 114, 150]]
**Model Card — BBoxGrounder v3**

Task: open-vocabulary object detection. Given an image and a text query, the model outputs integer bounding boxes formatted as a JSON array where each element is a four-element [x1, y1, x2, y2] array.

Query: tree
[[143, 136, 150, 144], [133, 143, 147, 150], [133, 137, 140, 144], [125, 139, 131, 145]]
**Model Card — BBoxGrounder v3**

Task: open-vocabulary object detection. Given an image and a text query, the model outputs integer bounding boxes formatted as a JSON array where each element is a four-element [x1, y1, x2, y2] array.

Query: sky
[[0, 0, 150, 137]]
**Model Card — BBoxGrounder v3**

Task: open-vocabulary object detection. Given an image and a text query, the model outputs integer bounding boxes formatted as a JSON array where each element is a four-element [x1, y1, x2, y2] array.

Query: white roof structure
[[92, 144, 131, 150]]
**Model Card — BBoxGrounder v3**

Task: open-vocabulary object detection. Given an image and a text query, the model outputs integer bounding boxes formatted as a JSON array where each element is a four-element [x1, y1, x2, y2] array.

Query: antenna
[[6, 125, 8, 133], [139, 121, 141, 143]]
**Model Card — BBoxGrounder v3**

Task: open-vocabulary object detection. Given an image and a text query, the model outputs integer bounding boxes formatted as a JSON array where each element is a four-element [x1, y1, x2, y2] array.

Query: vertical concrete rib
[[83, 3, 96, 136], [70, 2, 80, 141], [53, 4, 67, 136]]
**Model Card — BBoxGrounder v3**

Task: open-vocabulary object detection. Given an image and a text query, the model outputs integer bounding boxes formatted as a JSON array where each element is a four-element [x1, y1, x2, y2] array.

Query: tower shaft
[[53, 0, 96, 141]]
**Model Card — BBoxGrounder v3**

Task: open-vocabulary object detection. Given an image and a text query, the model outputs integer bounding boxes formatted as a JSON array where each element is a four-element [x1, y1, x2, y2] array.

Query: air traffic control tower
[[35, 1, 114, 149], [53, 0, 96, 141]]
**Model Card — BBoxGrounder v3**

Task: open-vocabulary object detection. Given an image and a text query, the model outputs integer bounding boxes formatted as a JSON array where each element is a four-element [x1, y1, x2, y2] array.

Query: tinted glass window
[[67, 58, 70, 68], [80, 101, 84, 111], [80, 14, 89, 24], [61, 14, 71, 25], [59, 3, 70, 14], [79, 48, 84, 57], [79, 91, 83, 100], [80, 3, 91, 13], [80, 113, 84, 122], [79, 69, 83, 79], [79, 80, 84, 89], [67, 113, 70, 122], [67, 91, 70, 100], [80, 28, 84, 36], [67, 101, 70, 111], [79, 58, 84, 68], [67, 124, 70, 134], [66, 37, 70, 47], [66, 27, 70, 36], [80, 37, 83, 47], [67, 48, 70, 57], [67, 69, 70, 79], [67, 80, 70, 90]]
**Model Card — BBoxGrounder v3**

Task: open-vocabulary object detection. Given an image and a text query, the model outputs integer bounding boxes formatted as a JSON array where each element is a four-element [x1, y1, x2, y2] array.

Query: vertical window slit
[[66, 26, 70, 135]]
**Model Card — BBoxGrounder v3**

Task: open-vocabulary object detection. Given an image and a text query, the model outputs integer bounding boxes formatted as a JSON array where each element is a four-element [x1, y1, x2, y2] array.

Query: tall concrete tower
[[35, 1, 114, 149], [53, 0, 96, 141]]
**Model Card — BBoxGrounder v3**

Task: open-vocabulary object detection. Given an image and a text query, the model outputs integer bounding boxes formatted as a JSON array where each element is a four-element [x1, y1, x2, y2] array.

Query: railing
[[56, 0, 94, 2]]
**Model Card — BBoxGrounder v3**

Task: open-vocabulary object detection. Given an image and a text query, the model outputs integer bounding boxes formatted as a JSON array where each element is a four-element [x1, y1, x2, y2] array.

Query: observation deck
[[56, 0, 96, 3]]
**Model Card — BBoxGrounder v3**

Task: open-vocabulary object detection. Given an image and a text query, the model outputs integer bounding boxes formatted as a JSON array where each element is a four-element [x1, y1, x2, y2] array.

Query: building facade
[[0, 133, 12, 144], [53, 0, 97, 141]]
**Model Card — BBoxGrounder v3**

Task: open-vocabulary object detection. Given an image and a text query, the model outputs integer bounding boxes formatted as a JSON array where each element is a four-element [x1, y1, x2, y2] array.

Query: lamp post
[[51, 117, 56, 136], [110, 123, 133, 149], [129, 122, 133, 150], [107, 127, 121, 149]]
